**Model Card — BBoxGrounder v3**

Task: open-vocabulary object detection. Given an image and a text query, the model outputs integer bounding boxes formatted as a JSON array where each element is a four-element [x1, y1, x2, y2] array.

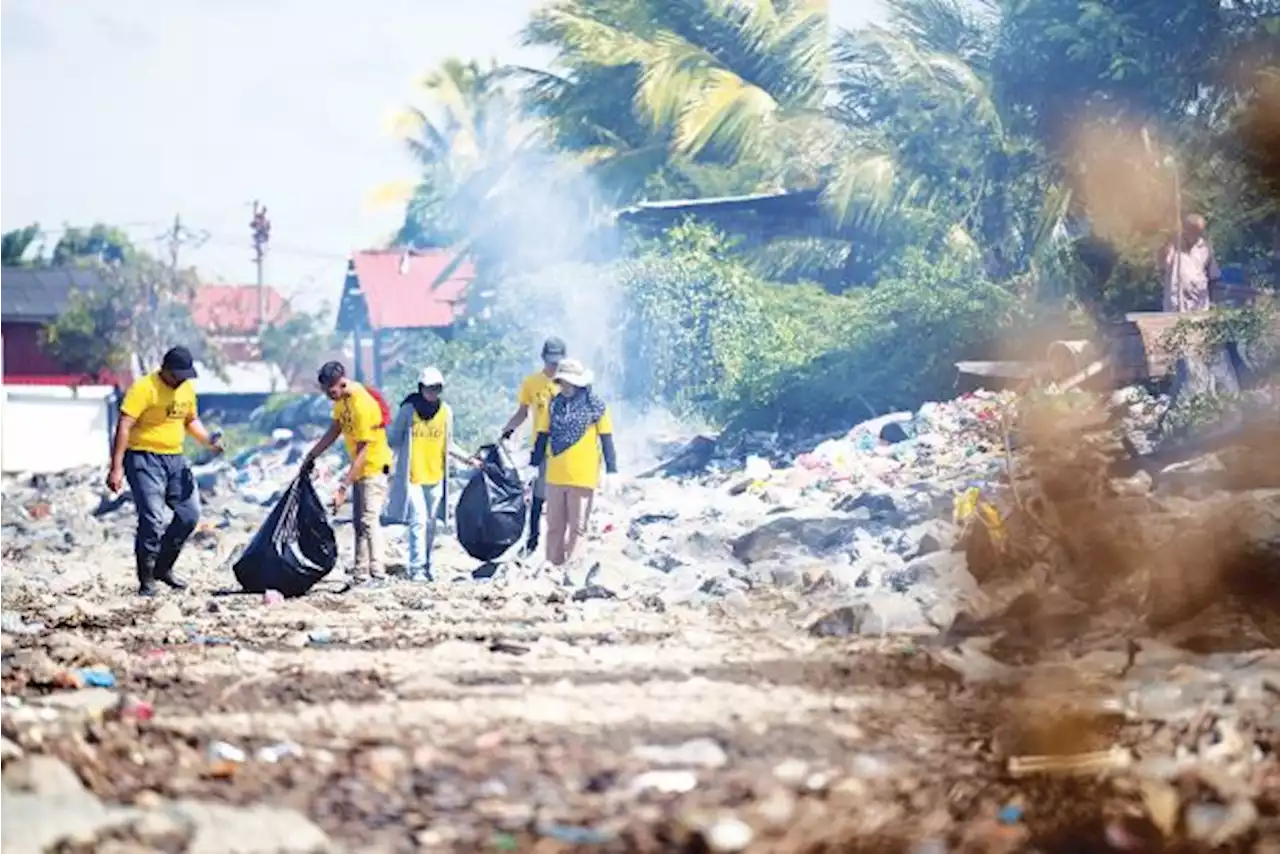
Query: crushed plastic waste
[[537, 822, 615, 844], [255, 741, 304, 763]]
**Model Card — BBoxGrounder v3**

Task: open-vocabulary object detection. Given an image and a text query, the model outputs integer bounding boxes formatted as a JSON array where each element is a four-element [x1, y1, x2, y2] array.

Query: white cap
[[417, 366, 444, 387], [553, 358, 593, 388]]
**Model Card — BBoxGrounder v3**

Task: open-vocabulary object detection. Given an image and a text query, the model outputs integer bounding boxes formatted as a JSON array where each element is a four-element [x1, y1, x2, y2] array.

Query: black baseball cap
[[161, 347, 198, 381], [317, 361, 346, 388], [541, 337, 566, 360]]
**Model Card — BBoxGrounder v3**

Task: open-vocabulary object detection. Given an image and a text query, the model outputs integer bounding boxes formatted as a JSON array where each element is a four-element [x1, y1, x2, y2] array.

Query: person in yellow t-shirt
[[106, 346, 224, 597], [500, 336, 566, 557], [300, 361, 394, 585], [530, 358, 618, 568], [384, 366, 480, 580]]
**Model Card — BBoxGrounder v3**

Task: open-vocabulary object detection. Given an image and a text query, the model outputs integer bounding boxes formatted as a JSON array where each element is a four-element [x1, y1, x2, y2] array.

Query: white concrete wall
[[0, 385, 116, 474]]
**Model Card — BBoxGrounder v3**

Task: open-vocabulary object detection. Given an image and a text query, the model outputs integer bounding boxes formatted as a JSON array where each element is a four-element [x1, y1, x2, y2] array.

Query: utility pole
[[160, 213, 209, 271], [149, 214, 209, 370], [250, 201, 272, 331]]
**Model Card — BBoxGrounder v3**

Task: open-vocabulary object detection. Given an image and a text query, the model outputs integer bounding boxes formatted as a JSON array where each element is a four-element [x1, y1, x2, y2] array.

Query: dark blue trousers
[[123, 451, 200, 569]]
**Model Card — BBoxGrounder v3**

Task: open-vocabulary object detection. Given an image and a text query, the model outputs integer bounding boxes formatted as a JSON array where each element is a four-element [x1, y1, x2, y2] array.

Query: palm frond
[[821, 146, 900, 230], [676, 68, 781, 159]]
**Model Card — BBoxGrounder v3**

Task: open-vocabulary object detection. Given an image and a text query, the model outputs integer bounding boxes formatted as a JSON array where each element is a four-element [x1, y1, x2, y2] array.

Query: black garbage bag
[[233, 474, 337, 597], [456, 443, 526, 561]]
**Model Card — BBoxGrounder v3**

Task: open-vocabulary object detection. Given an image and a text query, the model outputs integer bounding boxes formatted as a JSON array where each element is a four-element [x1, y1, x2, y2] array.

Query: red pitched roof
[[192, 285, 289, 334], [346, 250, 474, 331]]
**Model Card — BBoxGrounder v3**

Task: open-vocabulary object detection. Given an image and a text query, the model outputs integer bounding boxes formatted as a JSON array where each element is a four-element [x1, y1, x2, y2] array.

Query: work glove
[[300, 457, 316, 478]]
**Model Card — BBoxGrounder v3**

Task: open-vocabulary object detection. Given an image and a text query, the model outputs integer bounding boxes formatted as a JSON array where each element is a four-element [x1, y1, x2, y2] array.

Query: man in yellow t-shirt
[[301, 361, 394, 585], [106, 346, 224, 597], [500, 336, 565, 557]]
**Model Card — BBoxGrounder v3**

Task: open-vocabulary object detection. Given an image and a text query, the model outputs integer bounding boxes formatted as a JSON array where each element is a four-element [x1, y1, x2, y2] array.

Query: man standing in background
[[1160, 213, 1221, 313], [107, 346, 223, 597], [501, 336, 566, 558], [1157, 213, 1241, 415], [301, 361, 394, 586]]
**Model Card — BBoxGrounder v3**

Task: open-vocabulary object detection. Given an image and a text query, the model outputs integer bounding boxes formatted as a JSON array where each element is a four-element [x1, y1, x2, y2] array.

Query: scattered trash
[[186, 630, 234, 646], [255, 741, 304, 763], [207, 741, 247, 764], [630, 769, 698, 794], [53, 668, 116, 690], [536, 823, 614, 845], [491, 832, 519, 851], [997, 804, 1023, 825], [488, 640, 531, 656], [953, 487, 1006, 547], [307, 629, 332, 645], [263, 589, 285, 605], [703, 816, 754, 852], [118, 696, 154, 721], [632, 738, 728, 769], [1007, 746, 1132, 777]]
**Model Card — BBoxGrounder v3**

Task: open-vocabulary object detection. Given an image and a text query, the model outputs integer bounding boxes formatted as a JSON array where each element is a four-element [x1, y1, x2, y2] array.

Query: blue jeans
[[406, 482, 442, 575], [124, 450, 200, 566]]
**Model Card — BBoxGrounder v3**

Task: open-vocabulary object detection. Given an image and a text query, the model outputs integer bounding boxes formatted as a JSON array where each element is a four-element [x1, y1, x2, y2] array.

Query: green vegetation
[[8, 0, 1278, 440], [379, 0, 1277, 436]]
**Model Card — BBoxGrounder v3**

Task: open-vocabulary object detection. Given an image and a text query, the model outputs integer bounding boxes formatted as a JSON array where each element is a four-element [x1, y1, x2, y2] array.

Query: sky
[[2, 0, 885, 315]]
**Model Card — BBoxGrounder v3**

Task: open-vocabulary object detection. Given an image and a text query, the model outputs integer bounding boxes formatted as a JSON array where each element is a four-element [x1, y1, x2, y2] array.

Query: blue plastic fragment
[[76, 669, 116, 688], [537, 823, 614, 844], [998, 804, 1023, 825]]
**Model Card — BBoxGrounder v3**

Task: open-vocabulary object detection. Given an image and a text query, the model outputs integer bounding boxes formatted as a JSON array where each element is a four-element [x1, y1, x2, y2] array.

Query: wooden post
[[351, 327, 364, 382], [373, 329, 384, 388]]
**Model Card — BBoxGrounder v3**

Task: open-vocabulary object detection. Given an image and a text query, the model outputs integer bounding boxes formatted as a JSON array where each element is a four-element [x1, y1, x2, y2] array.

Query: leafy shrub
[[729, 249, 1018, 434]]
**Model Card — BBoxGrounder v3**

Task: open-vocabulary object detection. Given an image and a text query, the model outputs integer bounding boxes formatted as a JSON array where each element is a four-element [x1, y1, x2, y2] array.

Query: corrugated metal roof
[[615, 189, 820, 220], [192, 284, 289, 334], [1, 266, 111, 321], [336, 250, 474, 332]]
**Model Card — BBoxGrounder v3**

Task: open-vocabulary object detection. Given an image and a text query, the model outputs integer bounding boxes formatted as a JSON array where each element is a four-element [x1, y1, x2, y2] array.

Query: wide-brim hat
[[553, 358, 593, 388]]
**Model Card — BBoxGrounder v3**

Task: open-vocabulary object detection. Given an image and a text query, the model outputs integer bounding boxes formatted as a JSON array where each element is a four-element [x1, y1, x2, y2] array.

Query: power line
[[156, 214, 211, 269]]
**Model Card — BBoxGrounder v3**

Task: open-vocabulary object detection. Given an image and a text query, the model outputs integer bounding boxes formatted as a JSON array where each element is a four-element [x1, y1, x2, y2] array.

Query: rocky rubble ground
[[2, 388, 1280, 853]]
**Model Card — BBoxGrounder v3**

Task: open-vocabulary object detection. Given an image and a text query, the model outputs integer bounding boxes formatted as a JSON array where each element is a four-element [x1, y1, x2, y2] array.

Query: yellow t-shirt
[[538, 404, 613, 490], [119, 372, 198, 455], [409, 403, 450, 486], [332, 382, 393, 480], [518, 371, 558, 444]]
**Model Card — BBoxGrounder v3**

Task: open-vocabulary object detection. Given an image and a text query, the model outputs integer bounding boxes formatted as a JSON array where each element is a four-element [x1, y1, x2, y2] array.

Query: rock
[[132, 807, 194, 846], [0, 738, 23, 763], [772, 759, 810, 786], [642, 435, 717, 478], [807, 595, 932, 637], [153, 601, 184, 624], [170, 799, 333, 854], [731, 514, 860, 564], [632, 738, 728, 769], [362, 745, 409, 786], [905, 520, 957, 558], [832, 491, 899, 519], [1, 792, 141, 853], [3, 754, 87, 798], [40, 688, 121, 718]]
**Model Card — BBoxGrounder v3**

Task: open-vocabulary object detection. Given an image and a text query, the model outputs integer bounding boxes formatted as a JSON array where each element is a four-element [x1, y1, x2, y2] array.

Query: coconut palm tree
[[386, 57, 612, 310], [825, 0, 1073, 285], [518, 0, 830, 203]]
